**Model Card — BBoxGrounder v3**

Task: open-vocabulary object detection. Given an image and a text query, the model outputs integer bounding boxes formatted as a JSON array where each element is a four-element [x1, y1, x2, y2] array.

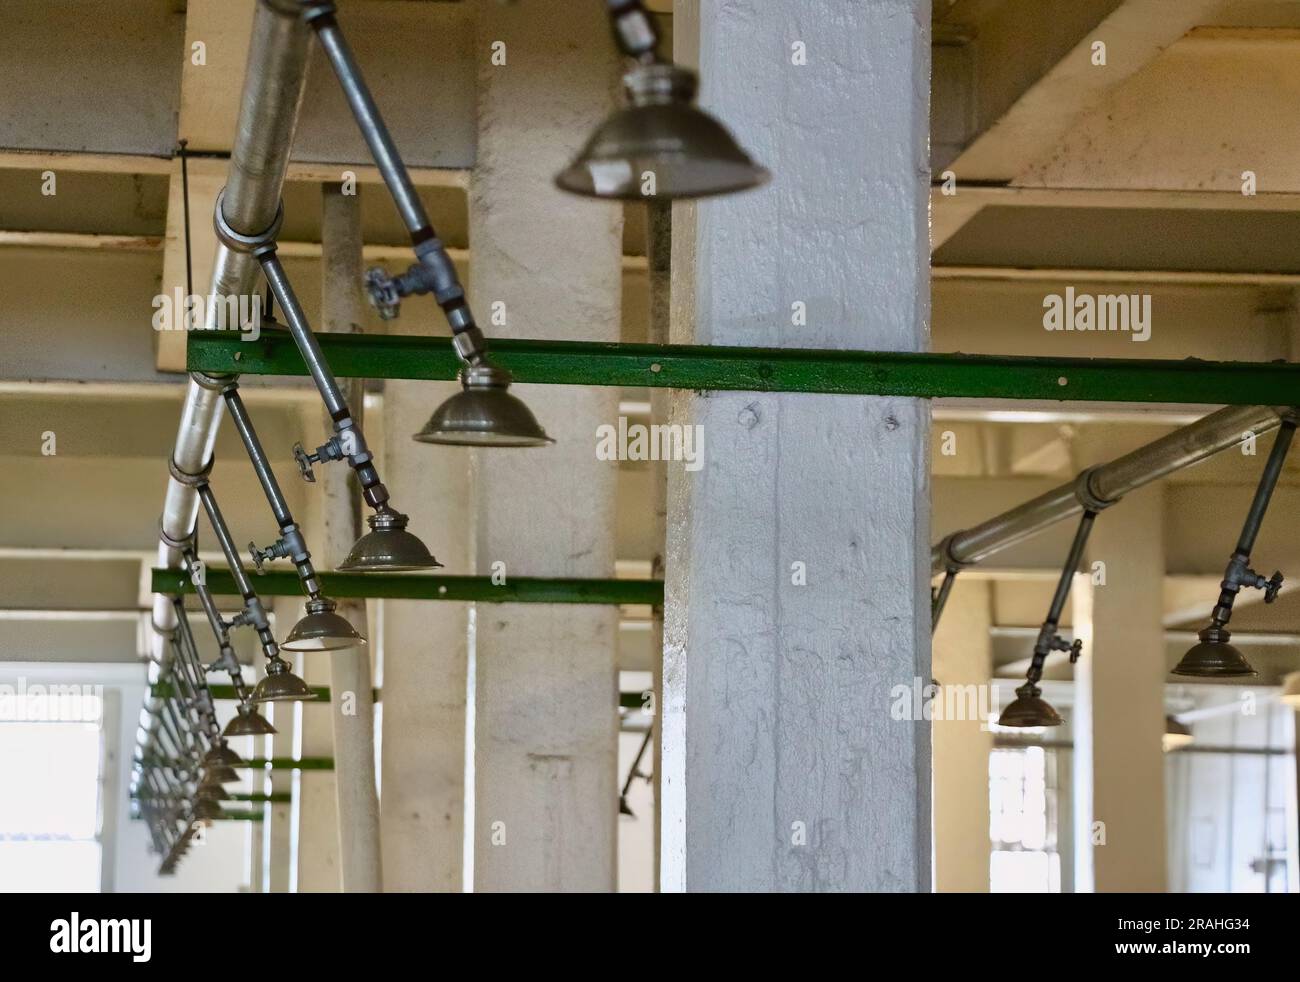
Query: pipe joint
[[607, 0, 660, 61], [248, 523, 310, 572], [157, 518, 196, 553], [365, 244, 466, 321], [1073, 466, 1115, 514], [167, 455, 214, 488], [1223, 553, 1283, 604], [213, 188, 284, 254], [935, 533, 970, 572], [189, 370, 237, 392]]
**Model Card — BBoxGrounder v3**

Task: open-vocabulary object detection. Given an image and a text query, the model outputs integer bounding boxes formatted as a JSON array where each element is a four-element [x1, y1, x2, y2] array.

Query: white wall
[[0, 662, 250, 893]]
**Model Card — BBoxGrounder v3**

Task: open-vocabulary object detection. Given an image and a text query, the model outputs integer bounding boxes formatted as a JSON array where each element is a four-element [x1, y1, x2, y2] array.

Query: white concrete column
[[662, 0, 932, 892], [648, 202, 671, 888], [263, 681, 295, 893], [377, 308, 471, 888], [932, 578, 993, 892], [284, 594, 341, 892], [318, 182, 383, 892], [1074, 485, 1167, 891], [469, 0, 623, 892]]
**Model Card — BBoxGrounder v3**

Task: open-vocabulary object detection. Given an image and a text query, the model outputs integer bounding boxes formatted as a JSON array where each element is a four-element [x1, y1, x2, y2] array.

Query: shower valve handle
[[292, 442, 317, 483], [1263, 570, 1284, 604]]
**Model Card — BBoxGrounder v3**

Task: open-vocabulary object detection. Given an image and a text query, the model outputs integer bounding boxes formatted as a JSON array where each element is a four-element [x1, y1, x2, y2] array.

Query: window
[[989, 745, 1061, 893], [0, 688, 105, 893]]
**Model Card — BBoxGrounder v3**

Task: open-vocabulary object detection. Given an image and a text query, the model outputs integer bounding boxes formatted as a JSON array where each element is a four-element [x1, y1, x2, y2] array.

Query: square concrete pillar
[[662, 0, 932, 891]]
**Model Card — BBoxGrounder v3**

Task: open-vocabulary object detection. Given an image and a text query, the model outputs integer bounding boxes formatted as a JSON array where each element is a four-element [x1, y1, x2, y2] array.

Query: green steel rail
[[150, 682, 344, 702], [131, 811, 263, 822], [188, 329, 1300, 405], [240, 757, 334, 771], [140, 755, 335, 771], [133, 792, 289, 804], [215, 809, 263, 822], [152, 568, 663, 605], [153, 682, 645, 711]]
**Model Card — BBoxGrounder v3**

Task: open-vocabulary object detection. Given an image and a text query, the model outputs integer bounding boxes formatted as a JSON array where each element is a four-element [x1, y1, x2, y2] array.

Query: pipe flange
[[189, 370, 237, 392], [213, 188, 284, 254], [1073, 466, 1115, 514], [151, 618, 178, 639]]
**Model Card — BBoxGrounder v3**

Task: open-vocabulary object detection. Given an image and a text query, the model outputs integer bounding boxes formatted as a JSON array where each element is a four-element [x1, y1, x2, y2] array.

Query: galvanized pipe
[[221, 384, 325, 599], [933, 404, 1289, 574], [143, 0, 312, 831]]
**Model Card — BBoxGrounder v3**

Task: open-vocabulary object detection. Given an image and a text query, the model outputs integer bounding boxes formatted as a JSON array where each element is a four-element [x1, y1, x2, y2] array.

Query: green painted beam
[[189, 328, 1300, 406], [135, 755, 335, 771], [132, 812, 264, 822], [132, 792, 290, 804], [150, 682, 340, 702], [215, 809, 263, 822], [152, 567, 663, 605], [239, 757, 334, 771]]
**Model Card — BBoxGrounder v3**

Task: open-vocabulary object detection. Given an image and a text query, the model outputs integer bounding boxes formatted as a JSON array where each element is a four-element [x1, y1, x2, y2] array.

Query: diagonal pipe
[[932, 404, 1292, 576], [140, 0, 313, 854]]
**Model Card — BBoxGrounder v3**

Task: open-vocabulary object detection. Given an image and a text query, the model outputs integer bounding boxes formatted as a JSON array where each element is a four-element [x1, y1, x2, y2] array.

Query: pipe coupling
[[1073, 466, 1115, 514], [168, 454, 214, 488], [213, 188, 284, 254]]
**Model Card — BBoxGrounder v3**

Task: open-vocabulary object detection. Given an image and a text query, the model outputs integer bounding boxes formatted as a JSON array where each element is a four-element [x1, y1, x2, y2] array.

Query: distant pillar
[[932, 578, 993, 891]]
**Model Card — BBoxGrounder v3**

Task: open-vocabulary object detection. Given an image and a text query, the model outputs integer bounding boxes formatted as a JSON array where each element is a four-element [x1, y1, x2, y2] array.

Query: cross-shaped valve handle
[[1263, 570, 1284, 604], [292, 442, 318, 483]]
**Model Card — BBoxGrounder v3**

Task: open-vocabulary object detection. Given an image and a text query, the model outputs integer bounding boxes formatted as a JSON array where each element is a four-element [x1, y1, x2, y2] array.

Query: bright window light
[[0, 692, 105, 893], [989, 746, 1061, 893]]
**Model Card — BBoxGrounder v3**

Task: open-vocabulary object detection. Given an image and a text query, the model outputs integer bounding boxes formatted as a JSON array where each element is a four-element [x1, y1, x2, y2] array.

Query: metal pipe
[[224, 387, 293, 528], [1023, 511, 1096, 691], [181, 552, 255, 705], [197, 482, 279, 658], [1200, 419, 1294, 635], [309, 9, 427, 239], [258, 248, 392, 510], [221, 383, 324, 598], [931, 568, 957, 631], [1236, 421, 1294, 556], [934, 404, 1288, 573], [144, 0, 313, 852], [306, 5, 489, 362]]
